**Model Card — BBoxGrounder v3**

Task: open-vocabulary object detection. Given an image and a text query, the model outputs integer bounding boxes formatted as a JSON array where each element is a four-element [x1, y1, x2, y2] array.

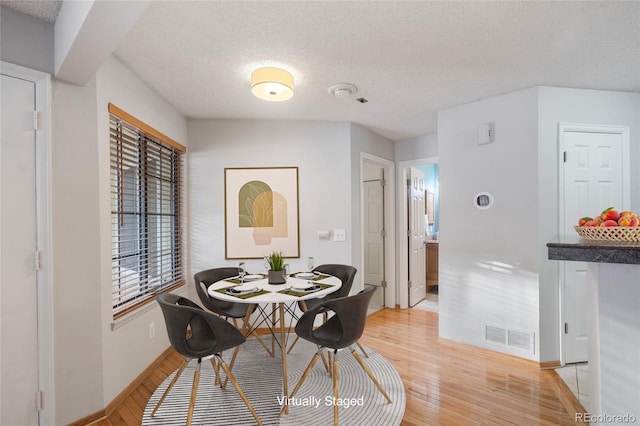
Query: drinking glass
[[307, 256, 314, 273], [239, 261, 246, 283]]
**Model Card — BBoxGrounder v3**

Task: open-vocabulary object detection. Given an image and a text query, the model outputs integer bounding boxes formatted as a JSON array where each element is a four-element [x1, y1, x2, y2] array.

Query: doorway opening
[[397, 157, 438, 309]]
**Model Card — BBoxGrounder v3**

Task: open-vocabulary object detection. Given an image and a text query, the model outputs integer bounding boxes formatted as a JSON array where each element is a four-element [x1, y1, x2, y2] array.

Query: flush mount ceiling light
[[251, 67, 294, 101], [328, 83, 358, 98]]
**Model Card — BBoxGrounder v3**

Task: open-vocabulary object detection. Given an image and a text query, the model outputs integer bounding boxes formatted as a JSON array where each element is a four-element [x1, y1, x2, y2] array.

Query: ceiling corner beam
[[54, 0, 150, 86]]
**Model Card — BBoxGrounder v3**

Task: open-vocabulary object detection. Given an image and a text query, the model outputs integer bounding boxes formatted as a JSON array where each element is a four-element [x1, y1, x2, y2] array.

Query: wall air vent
[[508, 330, 534, 352], [484, 325, 535, 354], [485, 325, 507, 344]]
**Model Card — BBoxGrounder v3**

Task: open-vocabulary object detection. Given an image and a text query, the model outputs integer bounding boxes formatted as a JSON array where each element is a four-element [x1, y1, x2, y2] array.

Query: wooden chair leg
[[209, 357, 221, 386], [151, 358, 188, 416], [222, 345, 241, 390], [219, 357, 263, 426], [236, 312, 271, 356], [357, 341, 369, 358], [252, 330, 273, 356], [333, 350, 339, 426], [256, 333, 271, 354], [287, 334, 300, 353], [186, 360, 201, 426], [288, 301, 307, 353], [351, 349, 392, 403], [278, 352, 321, 417]]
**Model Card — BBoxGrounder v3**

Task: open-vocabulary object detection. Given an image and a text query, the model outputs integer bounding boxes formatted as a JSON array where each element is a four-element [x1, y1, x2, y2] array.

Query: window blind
[[109, 104, 185, 318]]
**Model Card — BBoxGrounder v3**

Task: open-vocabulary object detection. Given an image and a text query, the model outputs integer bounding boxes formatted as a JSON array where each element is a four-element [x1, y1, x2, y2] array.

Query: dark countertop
[[547, 235, 640, 265]]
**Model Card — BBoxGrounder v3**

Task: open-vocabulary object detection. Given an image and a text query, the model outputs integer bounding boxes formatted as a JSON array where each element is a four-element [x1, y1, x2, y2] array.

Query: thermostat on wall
[[474, 192, 494, 210], [478, 122, 494, 145]]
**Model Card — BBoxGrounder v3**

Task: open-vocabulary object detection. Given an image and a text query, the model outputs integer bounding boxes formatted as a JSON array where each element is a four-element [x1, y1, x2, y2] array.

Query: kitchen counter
[[547, 235, 640, 424], [547, 235, 640, 264]]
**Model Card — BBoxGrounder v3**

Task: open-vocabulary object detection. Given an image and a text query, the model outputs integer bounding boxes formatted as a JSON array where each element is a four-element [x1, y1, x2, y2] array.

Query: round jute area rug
[[143, 336, 405, 425]]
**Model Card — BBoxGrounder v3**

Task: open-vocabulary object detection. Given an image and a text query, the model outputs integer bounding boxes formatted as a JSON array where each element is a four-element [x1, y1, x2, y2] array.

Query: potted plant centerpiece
[[266, 250, 287, 284]]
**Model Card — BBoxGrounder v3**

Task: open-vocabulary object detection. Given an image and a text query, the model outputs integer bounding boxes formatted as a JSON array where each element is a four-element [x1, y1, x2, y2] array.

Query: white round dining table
[[207, 272, 341, 413]]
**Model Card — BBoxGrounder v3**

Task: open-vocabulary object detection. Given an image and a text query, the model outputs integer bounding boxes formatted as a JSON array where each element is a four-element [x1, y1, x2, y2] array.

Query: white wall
[[537, 87, 640, 363], [438, 88, 541, 361], [188, 119, 353, 277], [0, 6, 55, 74], [51, 77, 104, 422], [394, 133, 438, 161]]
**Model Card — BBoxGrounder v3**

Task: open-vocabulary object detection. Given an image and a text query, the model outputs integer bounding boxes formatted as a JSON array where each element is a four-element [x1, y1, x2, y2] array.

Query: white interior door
[[364, 178, 385, 309], [561, 126, 628, 364], [408, 167, 426, 306], [364, 179, 384, 285], [1, 73, 40, 425]]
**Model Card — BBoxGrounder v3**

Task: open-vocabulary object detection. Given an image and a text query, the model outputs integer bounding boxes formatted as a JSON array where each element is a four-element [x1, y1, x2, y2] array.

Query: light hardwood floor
[[92, 308, 579, 425]]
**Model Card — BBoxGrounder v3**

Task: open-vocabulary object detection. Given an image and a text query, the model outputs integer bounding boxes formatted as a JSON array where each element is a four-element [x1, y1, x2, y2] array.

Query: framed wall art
[[224, 167, 300, 259]]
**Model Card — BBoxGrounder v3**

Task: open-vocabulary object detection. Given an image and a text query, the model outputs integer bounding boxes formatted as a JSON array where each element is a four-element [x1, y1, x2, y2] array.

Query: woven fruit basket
[[574, 226, 640, 242]]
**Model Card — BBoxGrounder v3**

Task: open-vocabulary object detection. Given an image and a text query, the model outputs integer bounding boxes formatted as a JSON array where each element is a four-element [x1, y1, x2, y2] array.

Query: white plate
[[293, 283, 320, 291], [227, 286, 257, 295], [243, 274, 262, 281], [296, 272, 315, 279]]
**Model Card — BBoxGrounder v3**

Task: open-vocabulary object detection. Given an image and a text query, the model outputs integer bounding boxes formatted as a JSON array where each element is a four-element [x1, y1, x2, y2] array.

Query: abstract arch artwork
[[225, 167, 299, 259], [238, 180, 274, 228]]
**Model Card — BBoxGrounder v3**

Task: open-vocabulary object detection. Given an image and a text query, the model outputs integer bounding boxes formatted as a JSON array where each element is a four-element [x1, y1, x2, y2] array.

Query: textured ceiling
[[5, 1, 640, 141], [1, 0, 61, 23]]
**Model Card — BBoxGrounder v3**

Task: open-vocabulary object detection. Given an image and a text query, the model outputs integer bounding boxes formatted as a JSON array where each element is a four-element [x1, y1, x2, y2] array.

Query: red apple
[[601, 207, 620, 221], [600, 219, 618, 227], [618, 215, 639, 227], [578, 217, 592, 226]]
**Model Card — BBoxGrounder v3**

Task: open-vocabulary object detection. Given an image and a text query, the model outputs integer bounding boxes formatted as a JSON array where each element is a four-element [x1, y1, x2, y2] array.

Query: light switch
[[318, 230, 330, 239], [332, 229, 346, 241]]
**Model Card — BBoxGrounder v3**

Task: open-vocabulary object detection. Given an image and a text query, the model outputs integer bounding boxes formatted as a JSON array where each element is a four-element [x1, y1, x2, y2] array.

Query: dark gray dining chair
[[194, 267, 270, 352], [194, 267, 252, 319], [279, 286, 391, 425], [300, 264, 357, 312], [289, 264, 368, 358], [153, 294, 262, 425]]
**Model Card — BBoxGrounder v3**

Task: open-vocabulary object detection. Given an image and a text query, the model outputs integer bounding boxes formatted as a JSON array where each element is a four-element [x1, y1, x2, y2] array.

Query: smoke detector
[[328, 83, 357, 98]]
